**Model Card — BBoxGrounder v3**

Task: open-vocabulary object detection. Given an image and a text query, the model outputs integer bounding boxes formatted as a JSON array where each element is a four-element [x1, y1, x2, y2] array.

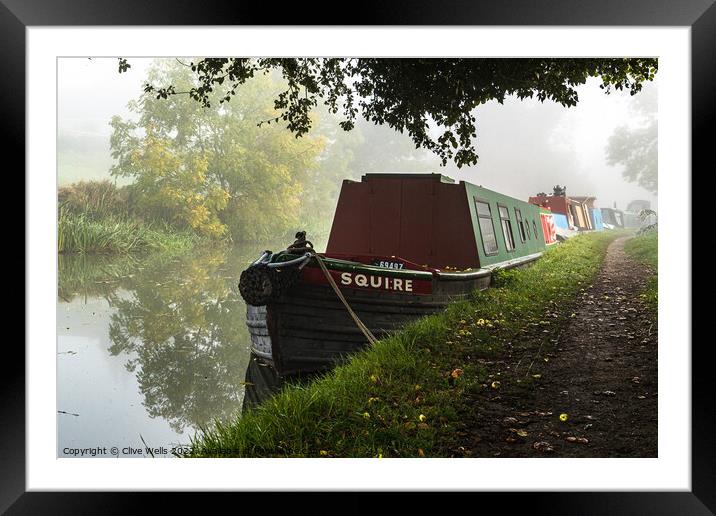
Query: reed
[[58, 180, 131, 220], [58, 204, 198, 254]]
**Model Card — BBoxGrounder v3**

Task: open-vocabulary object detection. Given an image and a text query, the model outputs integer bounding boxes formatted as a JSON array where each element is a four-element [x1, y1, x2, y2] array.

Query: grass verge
[[185, 231, 622, 458], [624, 230, 658, 314]]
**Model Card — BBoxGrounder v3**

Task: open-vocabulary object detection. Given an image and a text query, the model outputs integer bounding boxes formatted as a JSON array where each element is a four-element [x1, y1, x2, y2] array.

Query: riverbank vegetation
[[185, 231, 623, 458], [58, 181, 200, 254], [60, 61, 439, 254], [624, 229, 658, 313]]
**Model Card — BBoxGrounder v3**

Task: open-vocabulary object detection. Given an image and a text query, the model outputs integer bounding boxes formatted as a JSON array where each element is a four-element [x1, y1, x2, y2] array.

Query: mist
[[58, 57, 657, 212], [442, 77, 658, 211]]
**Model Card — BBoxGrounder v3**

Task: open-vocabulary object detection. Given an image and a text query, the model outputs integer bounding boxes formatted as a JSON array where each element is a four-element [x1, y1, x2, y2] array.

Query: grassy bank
[[58, 181, 205, 254], [58, 207, 200, 254], [624, 230, 658, 313], [185, 231, 623, 458]]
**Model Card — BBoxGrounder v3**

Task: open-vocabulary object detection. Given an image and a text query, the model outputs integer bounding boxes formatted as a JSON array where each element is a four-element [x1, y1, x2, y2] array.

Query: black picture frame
[[6, 0, 709, 513]]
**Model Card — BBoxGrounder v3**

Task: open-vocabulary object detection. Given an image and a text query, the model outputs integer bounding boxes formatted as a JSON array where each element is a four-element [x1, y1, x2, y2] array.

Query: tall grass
[[58, 180, 132, 220], [624, 230, 658, 313], [58, 203, 198, 254], [57, 180, 206, 254], [185, 231, 622, 458]]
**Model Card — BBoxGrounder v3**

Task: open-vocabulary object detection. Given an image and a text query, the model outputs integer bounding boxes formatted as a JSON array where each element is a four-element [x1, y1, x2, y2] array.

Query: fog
[[58, 57, 657, 211]]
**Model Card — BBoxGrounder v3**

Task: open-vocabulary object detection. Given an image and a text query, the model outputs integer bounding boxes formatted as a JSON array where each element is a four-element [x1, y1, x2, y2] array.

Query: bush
[[58, 180, 132, 220]]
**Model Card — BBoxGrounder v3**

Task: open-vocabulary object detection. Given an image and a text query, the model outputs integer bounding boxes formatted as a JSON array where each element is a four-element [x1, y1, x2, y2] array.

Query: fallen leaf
[[533, 441, 554, 452], [565, 436, 589, 444]]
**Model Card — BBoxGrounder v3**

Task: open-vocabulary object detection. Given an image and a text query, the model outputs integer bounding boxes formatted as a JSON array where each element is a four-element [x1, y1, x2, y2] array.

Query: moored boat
[[239, 173, 556, 376]]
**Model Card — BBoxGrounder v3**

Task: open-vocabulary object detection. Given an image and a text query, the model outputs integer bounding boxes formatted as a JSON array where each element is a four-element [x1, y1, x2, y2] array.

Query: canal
[[57, 240, 320, 457]]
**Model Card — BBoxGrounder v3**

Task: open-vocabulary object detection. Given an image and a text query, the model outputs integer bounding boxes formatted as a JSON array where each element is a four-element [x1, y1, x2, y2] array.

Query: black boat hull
[[246, 274, 491, 376]]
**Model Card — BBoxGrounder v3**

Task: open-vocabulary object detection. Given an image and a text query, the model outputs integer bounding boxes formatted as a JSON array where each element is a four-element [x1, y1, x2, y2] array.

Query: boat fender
[[238, 263, 275, 306], [239, 260, 304, 306], [239, 232, 313, 306]]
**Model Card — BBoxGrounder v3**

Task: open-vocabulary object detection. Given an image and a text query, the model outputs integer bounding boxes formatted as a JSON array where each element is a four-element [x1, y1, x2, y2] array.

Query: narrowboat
[[600, 207, 625, 229], [239, 173, 557, 376]]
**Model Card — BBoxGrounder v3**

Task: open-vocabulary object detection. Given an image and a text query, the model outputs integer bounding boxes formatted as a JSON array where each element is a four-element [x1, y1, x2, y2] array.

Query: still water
[[57, 241, 312, 457]]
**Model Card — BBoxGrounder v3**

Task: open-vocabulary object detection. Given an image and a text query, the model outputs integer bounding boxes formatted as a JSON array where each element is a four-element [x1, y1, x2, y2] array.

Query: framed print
[[7, 0, 712, 512]]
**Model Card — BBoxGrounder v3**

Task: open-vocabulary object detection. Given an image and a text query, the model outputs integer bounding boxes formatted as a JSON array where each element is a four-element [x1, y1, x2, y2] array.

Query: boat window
[[474, 199, 499, 255], [525, 214, 531, 239], [476, 200, 491, 217], [533, 220, 538, 239], [498, 205, 516, 251], [515, 208, 527, 242]]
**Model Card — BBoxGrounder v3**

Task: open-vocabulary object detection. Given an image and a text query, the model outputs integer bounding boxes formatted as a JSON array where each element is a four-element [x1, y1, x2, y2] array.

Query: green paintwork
[[271, 175, 550, 272], [314, 257, 435, 280], [463, 182, 546, 267], [270, 251, 435, 279]]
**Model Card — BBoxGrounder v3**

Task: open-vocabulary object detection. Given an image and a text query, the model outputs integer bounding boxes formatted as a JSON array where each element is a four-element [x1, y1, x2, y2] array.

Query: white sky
[[58, 57, 657, 210]]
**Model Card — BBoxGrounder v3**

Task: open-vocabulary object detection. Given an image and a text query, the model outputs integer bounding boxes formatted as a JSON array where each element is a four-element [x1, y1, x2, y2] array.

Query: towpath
[[454, 236, 658, 457]]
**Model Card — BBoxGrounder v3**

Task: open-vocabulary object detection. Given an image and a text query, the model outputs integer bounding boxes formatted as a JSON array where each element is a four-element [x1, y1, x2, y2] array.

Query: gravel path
[[454, 236, 658, 457]]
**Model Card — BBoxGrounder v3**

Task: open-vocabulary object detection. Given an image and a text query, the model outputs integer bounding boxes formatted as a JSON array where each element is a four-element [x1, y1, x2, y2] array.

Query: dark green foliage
[[127, 58, 658, 168]]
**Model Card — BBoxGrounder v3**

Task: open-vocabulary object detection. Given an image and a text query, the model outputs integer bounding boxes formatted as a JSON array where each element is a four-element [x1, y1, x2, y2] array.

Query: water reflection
[[58, 241, 308, 455], [241, 353, 286, 412], [241, 353, 323, 413], [105, 247, 251, 433]]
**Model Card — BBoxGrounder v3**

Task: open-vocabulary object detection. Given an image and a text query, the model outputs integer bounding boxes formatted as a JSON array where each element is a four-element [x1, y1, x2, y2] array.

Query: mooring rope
[[311, 252, 379, 346]]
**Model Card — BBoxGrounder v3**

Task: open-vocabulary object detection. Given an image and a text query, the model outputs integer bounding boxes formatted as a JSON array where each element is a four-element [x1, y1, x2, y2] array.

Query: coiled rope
[[239, 242, 379, 347]]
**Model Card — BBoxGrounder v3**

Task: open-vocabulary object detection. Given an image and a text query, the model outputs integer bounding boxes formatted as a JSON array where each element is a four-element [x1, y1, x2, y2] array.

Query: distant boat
[[240, 173, 557, 376]]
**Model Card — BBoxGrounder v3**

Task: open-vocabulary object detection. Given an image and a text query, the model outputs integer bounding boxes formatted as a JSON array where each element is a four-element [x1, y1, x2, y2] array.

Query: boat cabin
[[600, 207, 625, 228], [529, 193, 598, 231], [326, 173, 549, 271]]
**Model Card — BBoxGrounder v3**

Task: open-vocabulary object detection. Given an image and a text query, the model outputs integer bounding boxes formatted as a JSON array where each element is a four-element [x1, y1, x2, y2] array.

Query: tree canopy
[[119, 57, 658, 168], [110, 60, 436, 241], [605, 83, 658, 193], [110, 62, 328, 240]]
